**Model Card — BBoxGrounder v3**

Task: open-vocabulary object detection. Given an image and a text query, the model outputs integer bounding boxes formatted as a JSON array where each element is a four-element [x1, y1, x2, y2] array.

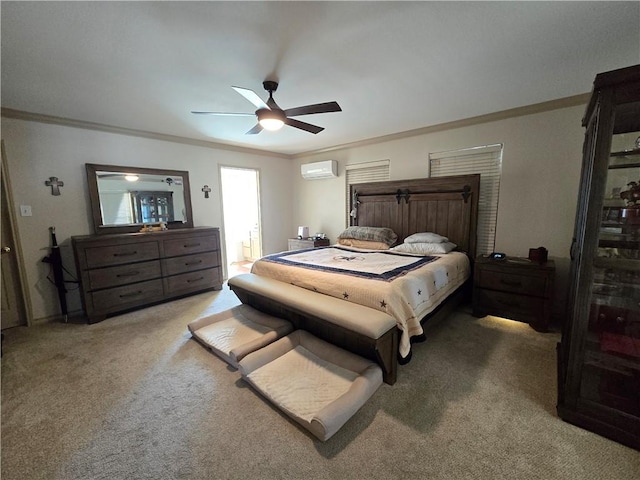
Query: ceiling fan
[[191, 81, 342, 135]]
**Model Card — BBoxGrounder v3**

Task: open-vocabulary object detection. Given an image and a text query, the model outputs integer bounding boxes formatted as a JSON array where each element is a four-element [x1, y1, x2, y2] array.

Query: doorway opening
[[220, 166, 262, 280]]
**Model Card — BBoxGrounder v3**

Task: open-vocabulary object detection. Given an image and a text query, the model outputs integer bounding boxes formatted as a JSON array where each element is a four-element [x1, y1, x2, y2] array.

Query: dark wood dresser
[[73, 227, 222, 323], [472, 256, 555, 331], [287, 238, 330, 250]]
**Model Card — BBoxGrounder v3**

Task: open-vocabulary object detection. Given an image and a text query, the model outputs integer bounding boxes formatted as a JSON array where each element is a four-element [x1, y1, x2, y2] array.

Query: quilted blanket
[[251, 247, 470, 358]]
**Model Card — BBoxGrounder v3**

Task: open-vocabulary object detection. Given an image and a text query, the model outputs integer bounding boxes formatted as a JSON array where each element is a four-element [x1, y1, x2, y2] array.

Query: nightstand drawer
[[475, 289, 544, 322], [476, 269, 548, 296]]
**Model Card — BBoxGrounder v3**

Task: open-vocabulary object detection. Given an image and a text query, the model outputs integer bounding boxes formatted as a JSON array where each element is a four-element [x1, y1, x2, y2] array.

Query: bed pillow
[[337, 238, 390, 250], [391, 241, 457, 255], [337, 226, 398, 247], [404, 232, 448, 244]]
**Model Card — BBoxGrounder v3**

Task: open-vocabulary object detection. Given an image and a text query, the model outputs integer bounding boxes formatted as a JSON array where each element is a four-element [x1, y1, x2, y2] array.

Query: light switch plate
[[20, 205, 32, 217]]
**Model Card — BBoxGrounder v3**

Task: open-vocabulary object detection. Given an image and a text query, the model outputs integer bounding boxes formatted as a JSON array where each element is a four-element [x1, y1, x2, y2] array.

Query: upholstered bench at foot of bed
[[239, 329, 383, 441], [228, 273, 399, 384], [188, 304, 293, 369]]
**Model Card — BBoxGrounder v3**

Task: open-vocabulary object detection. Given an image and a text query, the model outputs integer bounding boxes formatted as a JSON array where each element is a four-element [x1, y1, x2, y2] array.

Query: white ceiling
[[2, 2, 639, 156]]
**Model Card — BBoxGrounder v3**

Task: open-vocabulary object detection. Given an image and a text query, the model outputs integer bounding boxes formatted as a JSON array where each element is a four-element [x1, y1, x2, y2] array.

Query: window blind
[[429, 145, 503, 256], [99, 191, 134, 224], [345, 159, 390, 226]]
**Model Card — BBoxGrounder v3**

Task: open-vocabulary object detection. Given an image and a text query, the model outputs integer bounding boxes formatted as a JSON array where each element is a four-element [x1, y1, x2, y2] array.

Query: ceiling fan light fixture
[[259, 118, 284, 131], [257, 108, 285, 131]]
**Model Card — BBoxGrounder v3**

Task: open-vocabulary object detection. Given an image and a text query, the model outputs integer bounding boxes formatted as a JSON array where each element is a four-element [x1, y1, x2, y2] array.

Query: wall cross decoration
[[201, 185, 212, 199], [45, 177, 64, 196]]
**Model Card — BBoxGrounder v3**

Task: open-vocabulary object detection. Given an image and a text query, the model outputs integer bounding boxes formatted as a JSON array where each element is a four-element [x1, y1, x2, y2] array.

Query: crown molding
[[291, 93, 591, 158], [0, 108, 291, 160], [2, 92, 590, 160]]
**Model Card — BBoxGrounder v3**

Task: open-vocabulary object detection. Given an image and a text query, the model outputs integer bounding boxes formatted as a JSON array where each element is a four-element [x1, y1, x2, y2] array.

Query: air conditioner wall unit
[[301, 160, 337, 180]]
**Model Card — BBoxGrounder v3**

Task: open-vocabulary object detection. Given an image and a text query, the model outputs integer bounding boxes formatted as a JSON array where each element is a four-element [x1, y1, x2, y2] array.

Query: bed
[[251, 247, 471, 361], [230, 174, 480, 384]]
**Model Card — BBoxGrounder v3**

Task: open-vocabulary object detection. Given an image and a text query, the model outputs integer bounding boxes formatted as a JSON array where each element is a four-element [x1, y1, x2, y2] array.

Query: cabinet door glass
[[132, 191, 175, 224], [582, 106, 640, 416]]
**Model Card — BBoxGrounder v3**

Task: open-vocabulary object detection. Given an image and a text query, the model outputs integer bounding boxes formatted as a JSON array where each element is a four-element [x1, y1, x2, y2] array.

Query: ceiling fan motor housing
[[256, 107, 285, 122], [263, 80, 278, 92]]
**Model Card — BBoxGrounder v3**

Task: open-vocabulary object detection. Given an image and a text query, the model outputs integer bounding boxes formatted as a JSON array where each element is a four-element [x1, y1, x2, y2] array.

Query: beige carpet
[[1, 284, 638, 480]]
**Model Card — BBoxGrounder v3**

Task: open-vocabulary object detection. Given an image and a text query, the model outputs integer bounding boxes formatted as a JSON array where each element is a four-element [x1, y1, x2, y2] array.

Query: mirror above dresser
[[86, 163, 194, 234]]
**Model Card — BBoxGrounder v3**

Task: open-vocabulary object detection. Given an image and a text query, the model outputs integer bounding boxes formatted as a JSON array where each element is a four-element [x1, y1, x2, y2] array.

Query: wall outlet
[[20, 205, 32, 217]]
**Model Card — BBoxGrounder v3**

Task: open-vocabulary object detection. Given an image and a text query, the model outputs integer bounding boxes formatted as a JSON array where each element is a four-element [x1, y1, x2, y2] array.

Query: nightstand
[[472, 256, 555, 332], [287, 238, 330, 251]]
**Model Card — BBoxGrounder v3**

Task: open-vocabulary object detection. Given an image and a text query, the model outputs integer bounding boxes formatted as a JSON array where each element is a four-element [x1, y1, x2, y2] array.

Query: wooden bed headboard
[[349, 174, 480, 259]]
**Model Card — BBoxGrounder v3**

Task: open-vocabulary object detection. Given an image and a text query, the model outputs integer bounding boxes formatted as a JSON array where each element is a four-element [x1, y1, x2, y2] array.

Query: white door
[[1, 143, 27, 329]]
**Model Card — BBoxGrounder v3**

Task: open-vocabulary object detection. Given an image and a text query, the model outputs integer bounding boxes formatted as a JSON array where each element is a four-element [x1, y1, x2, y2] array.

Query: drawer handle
[[187, 276, 204, 283], [500, 279, 522, 287], [114, 251, 138, 257], [185, 260, 203, 266], [119, 290, 143, 298], [183, 243, 201, 248], [116, 271, 140, 278]]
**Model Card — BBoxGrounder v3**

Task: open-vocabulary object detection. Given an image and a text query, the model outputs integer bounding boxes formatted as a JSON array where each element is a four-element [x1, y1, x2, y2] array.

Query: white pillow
[[391, 241, 457, 255], [404, 232, 448, 244]]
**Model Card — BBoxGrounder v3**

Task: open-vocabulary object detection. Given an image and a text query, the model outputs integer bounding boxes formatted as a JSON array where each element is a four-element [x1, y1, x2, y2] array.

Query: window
[[345, 159, 390, 225], [99, 191, 134, 224], [429, 144, 503, 256]]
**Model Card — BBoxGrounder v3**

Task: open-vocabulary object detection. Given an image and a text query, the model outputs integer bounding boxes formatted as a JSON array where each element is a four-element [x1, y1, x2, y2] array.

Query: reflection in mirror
[[96, 172, 185, 224], [86, 164, 193, 234]]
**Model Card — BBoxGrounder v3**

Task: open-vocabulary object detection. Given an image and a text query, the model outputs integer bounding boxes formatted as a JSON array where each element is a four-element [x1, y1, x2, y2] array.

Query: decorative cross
[[201, 185, 212, 199], [45, 177, 64, 196]]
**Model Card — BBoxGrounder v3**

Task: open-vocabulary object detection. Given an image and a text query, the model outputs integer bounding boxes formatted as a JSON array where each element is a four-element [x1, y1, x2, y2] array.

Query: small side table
[[287, 238, 330, 251], [472, 256, 555, 331]]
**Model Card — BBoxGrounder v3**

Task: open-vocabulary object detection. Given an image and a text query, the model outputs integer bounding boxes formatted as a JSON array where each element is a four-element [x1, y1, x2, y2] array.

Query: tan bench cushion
[[239, 330, 383, 441], [188, 304, 293, 368], [228, 273, 396, 339]]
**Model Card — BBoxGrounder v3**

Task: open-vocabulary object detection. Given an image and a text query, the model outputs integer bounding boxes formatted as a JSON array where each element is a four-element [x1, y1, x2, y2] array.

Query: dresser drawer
[[88, 260, 162, 290], [85, 241, 159, 269], [165, 267, 221, 295], [90, 279, 164, 311], [476, 269, 548, 296], [163, 234, 218, 257], [162, 252, 219, 276], [475, 289, 545, 322]]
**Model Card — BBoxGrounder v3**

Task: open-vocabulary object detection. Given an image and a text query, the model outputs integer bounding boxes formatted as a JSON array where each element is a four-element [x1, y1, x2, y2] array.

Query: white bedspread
[[251, 247, 470, 358]]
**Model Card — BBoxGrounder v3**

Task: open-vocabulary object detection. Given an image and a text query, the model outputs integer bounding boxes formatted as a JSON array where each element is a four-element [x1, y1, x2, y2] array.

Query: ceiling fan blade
[[284, 101, 342, 117], [191, 111, 254, 116], [232, 86, 269, 110], [245, 124, 263, 135], [285, 118, 324, 134]]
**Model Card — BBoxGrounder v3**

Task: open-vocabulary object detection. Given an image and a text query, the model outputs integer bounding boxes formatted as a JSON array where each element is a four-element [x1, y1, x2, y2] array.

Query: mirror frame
[[86, 163, 194, 235]]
